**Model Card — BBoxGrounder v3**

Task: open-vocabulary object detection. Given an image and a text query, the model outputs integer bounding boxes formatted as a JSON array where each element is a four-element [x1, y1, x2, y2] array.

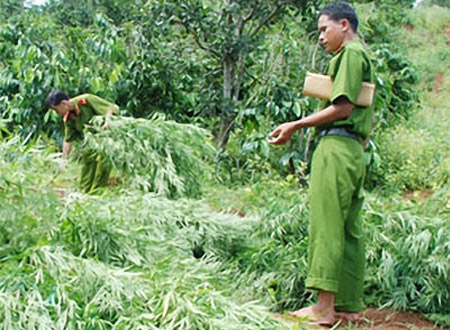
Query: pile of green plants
[[84, 115, 216, 198], [363, 193, 450, 315], [204, 181, 450, 321], [0, 137, 289, 329]]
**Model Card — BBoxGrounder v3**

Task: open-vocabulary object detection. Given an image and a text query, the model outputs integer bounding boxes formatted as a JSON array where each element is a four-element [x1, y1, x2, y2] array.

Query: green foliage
[[0, 4, 200, 135], [115, 28, 199, 120], [146, 0, 323, 149], [425, 313, 450, 328], [231, 182, 312, 312], [0, 0, 422, 189], [42, 0, 145, 26], [43, 0, 100, 26], [417, 0, 450, 7], [212, 13, 322, 181], [370, 46, 419, 126], [0, 247, 286, 329], [1, 114, 450, 328], [0, 12, 127, 141], [365, 6, 450, 193], [0, 137, 292, 330], [84, 115, 216, 198], [400, 6, 450, 91], [358, 3, 420, 126], [1, 2, 450, 328], [217, 2, 421, 184], [371, 83, 450, 194], [0, 0, 24, 20], [371, 122, 449, 193], [364, 194, 450, 316]]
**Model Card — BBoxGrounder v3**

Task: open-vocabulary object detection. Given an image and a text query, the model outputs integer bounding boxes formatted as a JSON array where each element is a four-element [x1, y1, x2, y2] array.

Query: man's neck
[[335, 33, 357, 53], [344, 31, 357, 44]]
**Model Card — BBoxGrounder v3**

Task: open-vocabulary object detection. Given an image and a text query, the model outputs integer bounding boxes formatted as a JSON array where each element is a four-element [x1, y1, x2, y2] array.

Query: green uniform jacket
[[318, 39, 375, 140], [64, 94, 119, 142]]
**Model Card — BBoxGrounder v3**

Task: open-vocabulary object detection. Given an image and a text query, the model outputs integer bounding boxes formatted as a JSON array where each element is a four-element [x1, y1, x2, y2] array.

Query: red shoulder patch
[[77, 99, 88, 106]]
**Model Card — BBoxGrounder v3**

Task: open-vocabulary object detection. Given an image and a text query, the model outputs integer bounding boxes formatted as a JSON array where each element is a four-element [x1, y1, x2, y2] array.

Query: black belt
[[319, 127, 363, 143]]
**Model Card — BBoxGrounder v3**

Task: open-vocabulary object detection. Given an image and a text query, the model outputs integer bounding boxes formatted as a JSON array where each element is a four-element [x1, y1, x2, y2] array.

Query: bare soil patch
[[404, 189, 433, 202], [347, 308, 444, 329], [404, 23, 414, 32], [274, 308, 445, 329], [433, 73, 444, 93]]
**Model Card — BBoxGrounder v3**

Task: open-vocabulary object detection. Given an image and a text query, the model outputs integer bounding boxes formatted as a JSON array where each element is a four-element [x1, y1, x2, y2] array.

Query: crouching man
[[46, 90, 118, 194]]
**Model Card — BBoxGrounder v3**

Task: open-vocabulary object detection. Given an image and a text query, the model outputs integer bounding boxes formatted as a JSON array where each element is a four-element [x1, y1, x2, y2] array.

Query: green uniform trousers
[[79, 150, 112, 194], [305, 135, 366, 312]]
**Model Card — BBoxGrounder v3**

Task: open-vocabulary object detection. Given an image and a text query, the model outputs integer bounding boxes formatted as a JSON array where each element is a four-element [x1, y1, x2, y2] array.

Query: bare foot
[[335, 312, 361, 322], [291, 305, 335, 326]]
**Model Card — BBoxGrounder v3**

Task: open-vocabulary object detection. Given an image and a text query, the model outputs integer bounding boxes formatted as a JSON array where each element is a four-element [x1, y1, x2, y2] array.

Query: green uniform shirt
[[64, 94, 119, 142], [318, 39, 375, 139]]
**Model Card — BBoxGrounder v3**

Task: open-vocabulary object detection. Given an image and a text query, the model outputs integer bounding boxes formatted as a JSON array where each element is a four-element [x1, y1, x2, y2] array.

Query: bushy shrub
[[368, 92, 449, 194], [372, 126, 448, 193]]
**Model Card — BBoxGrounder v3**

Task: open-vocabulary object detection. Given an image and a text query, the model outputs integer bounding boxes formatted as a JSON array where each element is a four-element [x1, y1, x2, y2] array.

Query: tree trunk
[[217, 54, 235, 150], [217, 2, 246, 151], [217, 116, 235, 151]]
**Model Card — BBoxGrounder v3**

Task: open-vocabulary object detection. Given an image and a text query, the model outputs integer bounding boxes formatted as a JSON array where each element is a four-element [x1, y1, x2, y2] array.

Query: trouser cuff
[[305, 277, 338, 293]]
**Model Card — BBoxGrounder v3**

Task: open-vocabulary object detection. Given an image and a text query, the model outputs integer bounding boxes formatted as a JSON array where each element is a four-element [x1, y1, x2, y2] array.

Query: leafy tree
[[0, 0, 24, 20], [147, 0, 322, 150], [42, 0, 144, 26]]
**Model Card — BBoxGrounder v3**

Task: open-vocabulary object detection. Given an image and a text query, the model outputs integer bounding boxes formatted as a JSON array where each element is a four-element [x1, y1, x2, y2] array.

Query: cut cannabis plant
[[84, 115, 216, 198]]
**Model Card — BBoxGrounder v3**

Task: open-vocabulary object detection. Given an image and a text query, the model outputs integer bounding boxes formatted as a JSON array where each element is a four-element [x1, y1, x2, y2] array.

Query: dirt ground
[[343, 308, 446, 330], [274, 308, 447, 329]]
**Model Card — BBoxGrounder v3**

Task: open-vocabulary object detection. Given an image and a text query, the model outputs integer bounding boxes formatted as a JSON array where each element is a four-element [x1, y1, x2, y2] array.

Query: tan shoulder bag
[[302, 72, 375, 107]]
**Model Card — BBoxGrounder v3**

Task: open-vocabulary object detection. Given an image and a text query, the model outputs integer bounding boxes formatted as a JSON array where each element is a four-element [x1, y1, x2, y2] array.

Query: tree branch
[[250, 1, 290, 38], [243, 8, 254, 22], [172, 19, 221, 58]]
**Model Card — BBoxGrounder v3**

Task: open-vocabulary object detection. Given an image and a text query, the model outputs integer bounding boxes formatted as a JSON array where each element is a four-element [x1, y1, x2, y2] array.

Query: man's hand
[[268, 122, 298, 145], [101, 119, 109, 130], [102, 109, 114, 130]]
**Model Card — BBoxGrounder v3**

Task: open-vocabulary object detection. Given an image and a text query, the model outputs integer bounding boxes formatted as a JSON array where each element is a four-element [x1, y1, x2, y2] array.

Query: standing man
[[46, 90, 119, 194], [269, 2, 375, 326]]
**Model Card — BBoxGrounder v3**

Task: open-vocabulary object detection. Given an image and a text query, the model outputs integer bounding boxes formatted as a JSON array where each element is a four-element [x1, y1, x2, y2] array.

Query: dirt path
[[346, 308, 445, 330], [274, 308, 445, 329]]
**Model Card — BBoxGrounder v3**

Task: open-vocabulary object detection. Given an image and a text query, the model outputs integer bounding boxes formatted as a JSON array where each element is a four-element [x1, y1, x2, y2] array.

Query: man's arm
[[269, 96, 354, 145], [84, 94, 118, 129], [62, 141, 72, 159]]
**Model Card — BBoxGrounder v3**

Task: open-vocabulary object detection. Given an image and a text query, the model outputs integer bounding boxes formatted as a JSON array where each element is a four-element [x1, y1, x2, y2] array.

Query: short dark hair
[[319, 2, 359, 33], [45, 90, 69, 107]]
